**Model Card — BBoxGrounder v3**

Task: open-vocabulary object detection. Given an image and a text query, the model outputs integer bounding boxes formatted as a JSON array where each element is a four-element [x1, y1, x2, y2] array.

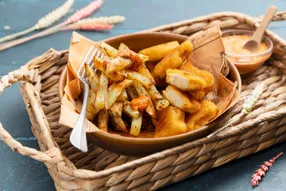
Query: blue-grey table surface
[[1, 0, 286, 190]]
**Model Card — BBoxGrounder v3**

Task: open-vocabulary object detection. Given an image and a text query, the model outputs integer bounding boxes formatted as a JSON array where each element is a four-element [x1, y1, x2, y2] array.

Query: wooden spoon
[[243, 5, 277, 52]]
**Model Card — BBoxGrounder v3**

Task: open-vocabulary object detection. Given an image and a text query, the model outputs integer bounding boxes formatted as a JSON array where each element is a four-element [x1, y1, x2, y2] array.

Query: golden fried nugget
[[153, 40, 193, 79], [185, 100, 218, 131], [163, 86, 201, 113], [199, 70, 215, 91], [189, 90, 206, 101], [155, 106, 187, 137], [166, 69, 206, 91], [139, 41, 180, 62], [180, 61, 214, 91]]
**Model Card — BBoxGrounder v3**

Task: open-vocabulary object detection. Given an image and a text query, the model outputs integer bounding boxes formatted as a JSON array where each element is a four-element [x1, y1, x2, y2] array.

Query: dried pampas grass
[[35, 0, 75, 29], [66, 0, 104, 23], [0, 0, 74, 43], [71, 16, 125, 26], [0, 0, 106, 52], [62, 16, 125, 32], [62, 23, 113, 31]]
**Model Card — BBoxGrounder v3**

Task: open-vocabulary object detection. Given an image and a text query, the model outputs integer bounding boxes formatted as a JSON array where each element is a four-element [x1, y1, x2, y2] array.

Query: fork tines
[[77, 45, 104, 83]]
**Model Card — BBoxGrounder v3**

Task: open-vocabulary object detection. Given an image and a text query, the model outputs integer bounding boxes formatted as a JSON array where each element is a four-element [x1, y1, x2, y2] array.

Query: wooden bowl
[[59, 32, 241, 156]]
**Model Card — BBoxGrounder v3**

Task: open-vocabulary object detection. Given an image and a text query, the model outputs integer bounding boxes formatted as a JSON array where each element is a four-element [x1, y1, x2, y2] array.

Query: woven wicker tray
[[1, 11, 286, 191]]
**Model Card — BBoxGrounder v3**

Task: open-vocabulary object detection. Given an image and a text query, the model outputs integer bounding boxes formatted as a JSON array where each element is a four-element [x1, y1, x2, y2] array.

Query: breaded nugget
[[139, 41, 180, 62], [189, 90, 206, 101], [155, 106, 187, 137], [180, 61, 214, 91], [153, 40, 193, 79], [163, 86, 201, 113], [185, 100, 218, 131], [166, 69, 206, 91]]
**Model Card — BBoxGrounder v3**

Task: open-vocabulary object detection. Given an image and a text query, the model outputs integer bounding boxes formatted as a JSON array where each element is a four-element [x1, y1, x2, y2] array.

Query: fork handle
[[70, 82, 89, 152]]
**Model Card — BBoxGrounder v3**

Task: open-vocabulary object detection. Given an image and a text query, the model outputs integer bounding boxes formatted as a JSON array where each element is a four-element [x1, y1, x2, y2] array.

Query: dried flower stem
[[251, 152, 283, 187], [66, 0, 104, 23], [61, 15, 125, 31], [71, 16, 125, 26], [0, 0, 74, 43], [0, 0, 103, 52], [62, 23, 113, 31]]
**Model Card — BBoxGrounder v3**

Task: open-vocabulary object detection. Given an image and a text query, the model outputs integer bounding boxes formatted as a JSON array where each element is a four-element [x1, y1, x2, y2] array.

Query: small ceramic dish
[[222, 30, 273, 74], [59, 32, 241, 156]]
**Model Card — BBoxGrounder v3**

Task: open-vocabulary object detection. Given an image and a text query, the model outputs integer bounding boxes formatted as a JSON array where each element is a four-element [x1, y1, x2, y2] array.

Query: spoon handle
[[251, 5, 277, 43]]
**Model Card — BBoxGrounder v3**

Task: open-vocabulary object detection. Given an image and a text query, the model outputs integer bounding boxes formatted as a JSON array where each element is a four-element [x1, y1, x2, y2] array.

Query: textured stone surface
[[0, 0, 286, 190]]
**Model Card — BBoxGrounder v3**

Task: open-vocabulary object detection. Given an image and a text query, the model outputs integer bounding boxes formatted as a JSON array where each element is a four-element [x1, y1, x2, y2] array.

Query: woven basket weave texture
[[1, 11, 286, 190]]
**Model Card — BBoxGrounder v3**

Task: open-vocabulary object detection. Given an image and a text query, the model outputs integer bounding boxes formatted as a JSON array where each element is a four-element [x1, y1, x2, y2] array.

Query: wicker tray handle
[[0, 67, 62, 163]]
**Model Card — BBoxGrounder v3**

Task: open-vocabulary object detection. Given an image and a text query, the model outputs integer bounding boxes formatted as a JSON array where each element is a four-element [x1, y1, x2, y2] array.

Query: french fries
[[108, 102, 128, 133], [123, 101, 140, 118], [154, 99, 170, 111], [106, 57, 132, 74], [95, 73, 108, 110], [130, 113, 143, 136], [139, 41, 180, 62], [126, 86, 138, 99], [107, 79, 133, 108], [99, 42, 118, 58], [138, 64, 155, 84], [133, 82, 156, 118], [81, 40, 217, 137], [148, 85, 163, 100], [86, 89, 98, 120], [125, 71, 152, 89], [148, 85, 169, 111], [117, 89, 128, 101], [85, 64, 99, 92], [94, 57, 107, 73], [119, 43, 145, 65], [118, 43, 148, 62], [97, 110, 109, 131]]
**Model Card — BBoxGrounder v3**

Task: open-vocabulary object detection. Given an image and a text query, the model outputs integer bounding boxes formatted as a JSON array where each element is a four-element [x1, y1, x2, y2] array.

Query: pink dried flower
[[63, 23, 113, 31], [66, 0, 104, 23], [0, 0, 105, 51], [251, 152, 283, 187]]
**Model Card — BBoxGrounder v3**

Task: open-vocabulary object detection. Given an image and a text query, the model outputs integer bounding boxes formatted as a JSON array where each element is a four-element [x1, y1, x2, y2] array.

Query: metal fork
[[70, 45, 104, 152]]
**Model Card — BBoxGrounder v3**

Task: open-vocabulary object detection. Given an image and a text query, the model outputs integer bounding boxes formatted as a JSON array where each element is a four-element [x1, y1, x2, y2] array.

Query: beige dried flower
[[72, 16, 125, 26], [0, 0, 74, 43], [242, 83, 265, 114], [35, 0, 74, 29]]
